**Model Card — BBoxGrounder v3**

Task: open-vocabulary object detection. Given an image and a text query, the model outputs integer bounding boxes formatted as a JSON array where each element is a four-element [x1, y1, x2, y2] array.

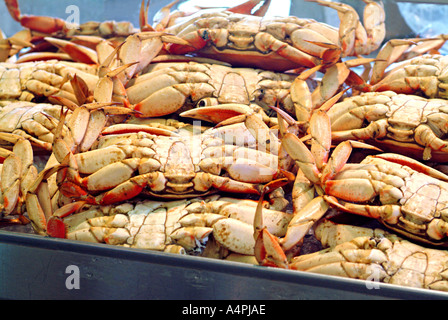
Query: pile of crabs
[[2, 0, 448, 293]]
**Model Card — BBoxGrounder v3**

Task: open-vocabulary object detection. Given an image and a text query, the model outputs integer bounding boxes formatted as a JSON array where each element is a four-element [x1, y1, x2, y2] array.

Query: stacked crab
[[3, 0, 448, 293]]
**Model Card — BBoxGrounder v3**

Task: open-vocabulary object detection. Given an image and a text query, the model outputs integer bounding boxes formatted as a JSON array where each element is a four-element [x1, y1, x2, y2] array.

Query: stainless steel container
[[2, 0, 448, 300], [1, 230, 447, 300]]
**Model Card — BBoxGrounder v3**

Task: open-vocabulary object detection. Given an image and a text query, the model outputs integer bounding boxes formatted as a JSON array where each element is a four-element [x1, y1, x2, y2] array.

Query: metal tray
[[1, 230, 447, 300], [1, 0, 448, 300]]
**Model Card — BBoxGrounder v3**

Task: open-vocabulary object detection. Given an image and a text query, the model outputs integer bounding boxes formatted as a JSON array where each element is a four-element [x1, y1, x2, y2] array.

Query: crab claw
[[213, 218, 257, 255], [254, 226, 289, 268], [180, 104, 268, 125], [282, 133, 321, 184], [227, 0, 272, 16], [44, 37, 98, 64], [46, 201, 88, 238], [25, 164, 68, 235], [0, 28, 33, 62], [170, 226, 213, 251], [280, 196, 329, 252], [253, 179, 290, 268]]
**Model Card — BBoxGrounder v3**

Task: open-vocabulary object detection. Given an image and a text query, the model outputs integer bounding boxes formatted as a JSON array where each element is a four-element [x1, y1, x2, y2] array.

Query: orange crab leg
[[139, 0, 154, 32], [324, 177, 378, 203], [19, 15, 66, 34], [227, 0, 271, 16], [320, 140, 353, 183], [5, 0, 67, 34], [323, 196, 401, 226], [44, 37, 98, 64], [374, 153, 448, 182], [95, 172, 165, 205], [4, 0, 21, 22]]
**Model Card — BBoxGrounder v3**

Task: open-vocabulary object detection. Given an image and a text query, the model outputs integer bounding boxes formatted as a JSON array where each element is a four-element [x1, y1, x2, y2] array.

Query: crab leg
[[324, 196, 401, 226], [0, 28, 33, 62], [290, 66, 322, 122], [181, 201, 291, 236], [368, 37, 448, 86], [5, 0, 66, 34], [43, 37, 99, 65], [193, 172, 263, 195], [1, 150, 21, 215], [0, 133, 37, 215], [278, 108, 384, 254], [309, 0, 385, 56], [291, 169, 315, 213], [291, 59, 374, 123], [51, 94, 134, 154], [275, 111, 341, 252], [226, 0, 271, 16], [151, 0, 270, 32], [92, 173, 159, 205], [200, 154, 278, 184], [414, 125, 448, 161], [65, 214, 132, 245], [118, 32, 190, 83], [281, 107, 342, 186], [323, 196, 448, 247], [374, 153, 448, 181], [330, 119, 389, 143], [289, 235, 388, 279], [11, 136, 37, 202], [370, 38, 423, 85], [359, 0, 386, 55]]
